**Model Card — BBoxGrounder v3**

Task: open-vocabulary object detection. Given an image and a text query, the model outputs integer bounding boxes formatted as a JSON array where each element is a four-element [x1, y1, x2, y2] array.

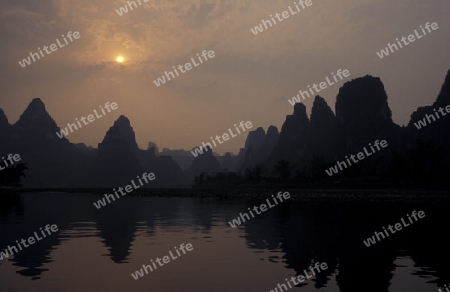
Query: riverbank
[[6, 187, 450, 202]]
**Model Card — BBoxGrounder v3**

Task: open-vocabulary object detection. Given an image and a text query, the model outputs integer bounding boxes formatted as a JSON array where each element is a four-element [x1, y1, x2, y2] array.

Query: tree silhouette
[[194, 172, 206, 185], [0, 163, 28, 187], [274, 159, 292, 181], [409, 139, 445, 184], [245, 164, 264, 182], [308, 154, 329, 179]]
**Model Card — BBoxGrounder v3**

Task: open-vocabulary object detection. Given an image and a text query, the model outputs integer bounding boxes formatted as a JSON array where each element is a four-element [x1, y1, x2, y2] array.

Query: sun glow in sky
[[1, 0, 449, 153]]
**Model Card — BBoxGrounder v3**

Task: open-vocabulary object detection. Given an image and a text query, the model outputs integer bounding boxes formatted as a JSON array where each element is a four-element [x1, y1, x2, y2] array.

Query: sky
[[0, 0, 449, 154]]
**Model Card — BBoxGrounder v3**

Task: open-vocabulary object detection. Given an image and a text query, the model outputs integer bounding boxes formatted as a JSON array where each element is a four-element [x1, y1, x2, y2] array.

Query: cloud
[[1, 0, 450, 152]]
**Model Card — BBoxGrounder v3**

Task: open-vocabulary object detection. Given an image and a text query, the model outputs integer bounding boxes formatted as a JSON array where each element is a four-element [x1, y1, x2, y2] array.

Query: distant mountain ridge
[[1, 70, 449, 187]]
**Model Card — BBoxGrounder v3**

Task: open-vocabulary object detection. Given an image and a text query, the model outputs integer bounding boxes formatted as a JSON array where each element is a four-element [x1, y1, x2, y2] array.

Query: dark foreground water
[[0, 192, 448, 292]]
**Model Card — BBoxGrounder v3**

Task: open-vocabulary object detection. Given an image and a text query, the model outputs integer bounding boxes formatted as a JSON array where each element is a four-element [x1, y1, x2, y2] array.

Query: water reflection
[[242, 200, 450, 291], [0, 192, 448, 291]]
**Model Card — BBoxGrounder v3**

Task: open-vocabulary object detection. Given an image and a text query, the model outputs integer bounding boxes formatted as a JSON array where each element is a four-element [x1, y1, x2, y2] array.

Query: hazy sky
[[1, 0, 449, 154]]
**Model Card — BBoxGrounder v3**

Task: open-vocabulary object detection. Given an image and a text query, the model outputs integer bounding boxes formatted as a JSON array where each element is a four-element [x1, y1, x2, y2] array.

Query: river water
[[0, 192, 448, 292]]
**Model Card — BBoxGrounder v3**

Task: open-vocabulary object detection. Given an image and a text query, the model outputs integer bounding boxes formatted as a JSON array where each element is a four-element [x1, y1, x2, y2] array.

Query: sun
[[116, 56, 124, 63]]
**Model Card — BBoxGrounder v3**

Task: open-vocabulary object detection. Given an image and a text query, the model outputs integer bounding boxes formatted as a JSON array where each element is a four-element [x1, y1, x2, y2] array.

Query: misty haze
[[1, 1, 450, 292]]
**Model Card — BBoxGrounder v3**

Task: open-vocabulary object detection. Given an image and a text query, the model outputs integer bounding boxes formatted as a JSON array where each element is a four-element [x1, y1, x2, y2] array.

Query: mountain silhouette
[[237, 126, 279, 170], [220, 152, 236, 171], [1, 98, 90, 187], [308, 96, 344, 161], [237, 70, 450, 186], [1, 70, 450, 188], [185, 146, 221, 181], [87, 115, 144, 187], [268, 103, 310, 170]]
